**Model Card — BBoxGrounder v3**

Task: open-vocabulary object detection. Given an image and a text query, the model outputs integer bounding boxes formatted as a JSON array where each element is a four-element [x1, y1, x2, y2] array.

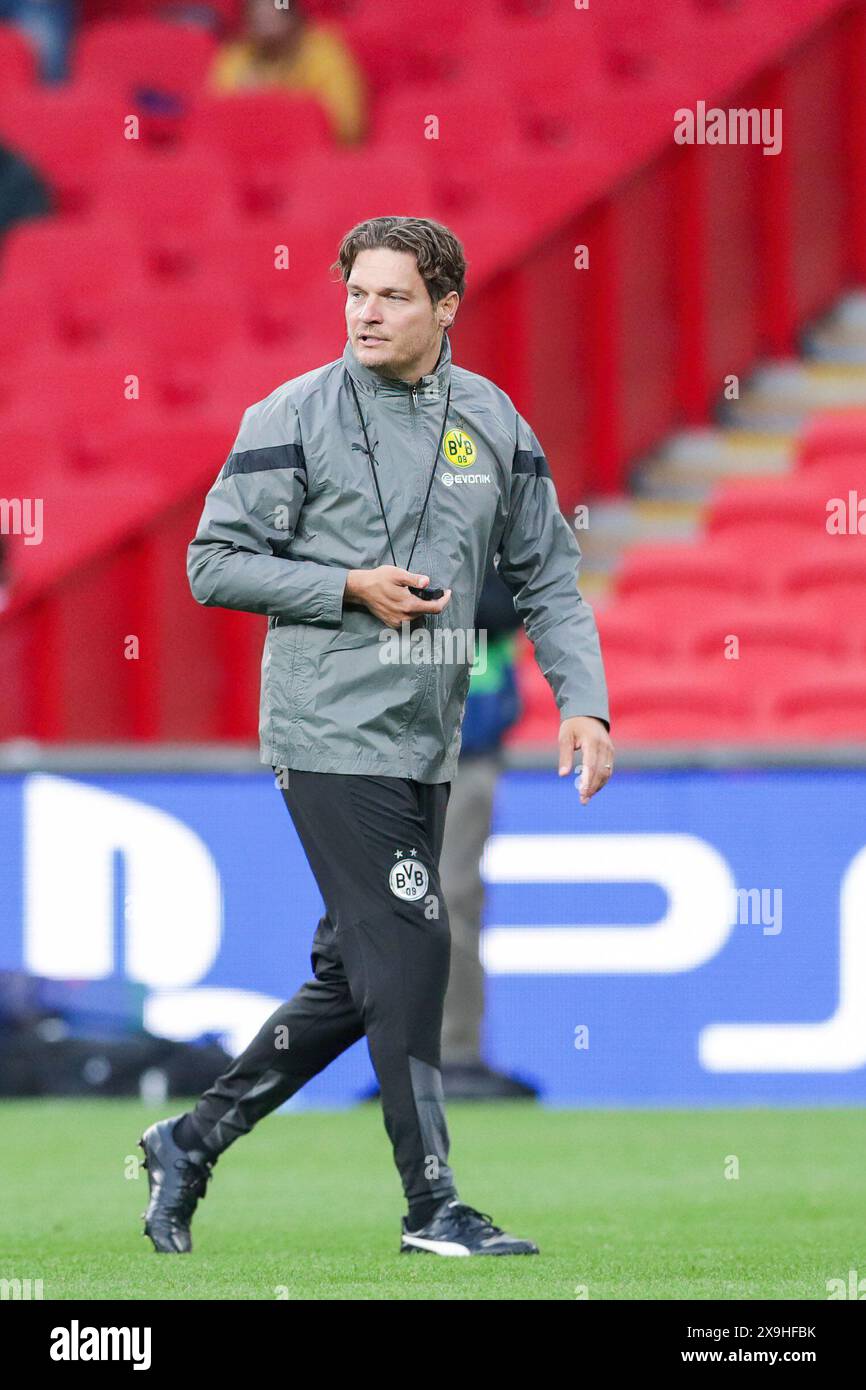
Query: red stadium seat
[[194, 222, 347, 345], [609, 673, 760, 742], [122, 287, 247, 405], [772, 676, 866, 739], [778, 546, 866, 621], [596, 607, 682, 678], [96, 148, 236, 230], [791, 456, 866, 495], [686, 605, 853, 688], [341, 1, 482, 89], [371, 80, 524, 153], [457, 10, 696, 168], [79, 0, 243, 26], [95, 149, 237, 272], [204, 338, 335, 418], [591, 0, 689, 80], [107, 417, 241, 488], [424, 202, 542, 283], [612, 541, 766, 617], [592, 625, 686, 700], [797, 410, 866, 467], [186, 92, 332, 215], [463, 8, 607, 84], [0, 423, 64, 496], [505, 641, 559, 745], [0, 87, 128, 215], [705, 477, 841, 552], [597, 592, 856, 731], [0, 23, 39, 88], [468, 143, 614, 233], [0, 289, 54, 374], [6, 473, 165, 600], [707, 522, 835, 560], [286, 146, 440, 228], [0, 221, 147, 343], [73, 19, 218, 102], [504, 711, 558, 747], [591, 0, 833, 88], [13, 342, 156, 470], [369, 85, 525, 209], [302, 0, 363, 16]]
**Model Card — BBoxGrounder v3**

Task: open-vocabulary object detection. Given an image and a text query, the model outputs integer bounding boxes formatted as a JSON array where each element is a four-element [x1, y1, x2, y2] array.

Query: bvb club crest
[[389, 849, 429, 901], [441, 428, 477, 468]]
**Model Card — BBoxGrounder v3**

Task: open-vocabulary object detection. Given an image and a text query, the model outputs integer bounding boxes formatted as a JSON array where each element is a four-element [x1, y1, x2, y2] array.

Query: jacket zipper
[[402, 382, 441, 763]]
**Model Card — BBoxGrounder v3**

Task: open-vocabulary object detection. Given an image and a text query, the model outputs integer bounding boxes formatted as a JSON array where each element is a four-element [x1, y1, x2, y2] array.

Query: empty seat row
[[0, 339, 322, 464], [510, 660, 866, 743], [613, 538, 866, 610], [1, 2, 836, 94], [0, 79, 647, 221]]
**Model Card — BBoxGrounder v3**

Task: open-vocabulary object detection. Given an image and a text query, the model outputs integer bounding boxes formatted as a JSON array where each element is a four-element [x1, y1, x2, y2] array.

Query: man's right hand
[[345, 567, 452, 628]]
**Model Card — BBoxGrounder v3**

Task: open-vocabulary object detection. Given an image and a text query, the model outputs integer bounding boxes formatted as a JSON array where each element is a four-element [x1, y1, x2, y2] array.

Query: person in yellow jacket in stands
[[210, 0, 368, 146]]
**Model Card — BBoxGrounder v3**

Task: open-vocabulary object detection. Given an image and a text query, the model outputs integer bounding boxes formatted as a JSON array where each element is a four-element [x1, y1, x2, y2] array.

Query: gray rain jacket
[[187, 331, 610, 782]]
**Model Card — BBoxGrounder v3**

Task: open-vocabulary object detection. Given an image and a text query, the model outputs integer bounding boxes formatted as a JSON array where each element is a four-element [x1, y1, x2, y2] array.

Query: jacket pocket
[[312, 628, 410, 740], [267, 621, 313, 737], [322, 629, 386, 653], [322, 633, 383, 653]]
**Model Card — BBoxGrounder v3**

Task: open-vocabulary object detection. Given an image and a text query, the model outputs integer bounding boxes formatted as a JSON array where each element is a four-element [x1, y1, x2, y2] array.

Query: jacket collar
[[342, 330, 452, 400]]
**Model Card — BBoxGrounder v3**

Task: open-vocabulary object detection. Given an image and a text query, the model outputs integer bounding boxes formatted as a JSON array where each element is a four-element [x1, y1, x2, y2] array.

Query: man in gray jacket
[[139, 215, 613, 1258]]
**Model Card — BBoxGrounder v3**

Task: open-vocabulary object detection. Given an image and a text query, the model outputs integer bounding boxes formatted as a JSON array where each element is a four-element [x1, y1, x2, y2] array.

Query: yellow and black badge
[[442, 428, 477, 469]]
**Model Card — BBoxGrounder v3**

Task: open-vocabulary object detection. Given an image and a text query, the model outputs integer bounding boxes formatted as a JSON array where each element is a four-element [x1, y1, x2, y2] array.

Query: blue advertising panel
[[1, 768, 864, 1106]]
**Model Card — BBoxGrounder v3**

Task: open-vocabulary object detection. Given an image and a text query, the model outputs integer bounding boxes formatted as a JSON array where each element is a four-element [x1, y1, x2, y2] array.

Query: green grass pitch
[[1, 1099, 862, 1300]]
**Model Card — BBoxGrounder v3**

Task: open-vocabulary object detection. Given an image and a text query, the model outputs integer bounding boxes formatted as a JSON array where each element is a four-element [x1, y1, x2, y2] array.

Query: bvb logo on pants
[[389, 851, 429, 902]]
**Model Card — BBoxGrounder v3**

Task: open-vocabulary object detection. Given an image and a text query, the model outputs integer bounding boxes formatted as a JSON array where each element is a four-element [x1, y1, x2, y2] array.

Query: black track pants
[[184, 769, 457, 1210]]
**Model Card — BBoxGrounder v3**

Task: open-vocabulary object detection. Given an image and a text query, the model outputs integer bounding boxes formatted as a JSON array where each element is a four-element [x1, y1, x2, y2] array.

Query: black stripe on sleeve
[[223, 442, 307, 480], [512, 446, 551, 478]]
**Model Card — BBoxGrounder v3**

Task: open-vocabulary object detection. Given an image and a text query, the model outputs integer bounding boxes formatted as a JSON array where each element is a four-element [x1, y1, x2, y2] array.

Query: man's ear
[[439, 293, 460, 329]]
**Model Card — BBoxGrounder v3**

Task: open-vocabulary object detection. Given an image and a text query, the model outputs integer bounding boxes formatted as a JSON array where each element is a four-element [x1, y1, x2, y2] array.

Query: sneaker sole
[[400, 1237, 539, 1256]]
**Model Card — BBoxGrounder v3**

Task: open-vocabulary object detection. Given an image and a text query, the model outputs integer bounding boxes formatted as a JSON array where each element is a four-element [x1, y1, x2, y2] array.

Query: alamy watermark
[[729, 887, 782, 936], [0, 497, 43, 545], [379, 622, 487, 674], [674, 101, 782, 156], [1, 1276, 44, 1299]]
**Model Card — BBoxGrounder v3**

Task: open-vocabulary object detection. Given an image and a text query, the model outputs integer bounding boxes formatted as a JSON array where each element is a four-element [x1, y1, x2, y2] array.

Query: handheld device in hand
[[408, 585, 444, 601]]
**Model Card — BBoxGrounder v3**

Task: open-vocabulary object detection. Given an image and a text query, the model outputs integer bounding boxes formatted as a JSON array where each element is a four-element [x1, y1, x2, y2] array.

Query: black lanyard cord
[[346, 370, 451, 575]]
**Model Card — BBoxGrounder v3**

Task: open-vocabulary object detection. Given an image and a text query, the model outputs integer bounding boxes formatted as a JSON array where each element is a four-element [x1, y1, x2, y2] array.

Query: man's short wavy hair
[[332, 215, 466, 305]]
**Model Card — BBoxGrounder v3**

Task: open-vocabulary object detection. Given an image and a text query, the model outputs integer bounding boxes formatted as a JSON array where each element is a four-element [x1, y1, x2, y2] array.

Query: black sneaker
[[440, 1062, 540, 1101], [359, 1063, 540, 1105], [139, 1115, 215, 1254], [400, 1197, 539, 1256]]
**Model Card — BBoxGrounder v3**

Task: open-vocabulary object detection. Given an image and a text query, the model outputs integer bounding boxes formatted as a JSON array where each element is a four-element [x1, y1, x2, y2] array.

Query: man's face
[[345, 247, 452, 380]]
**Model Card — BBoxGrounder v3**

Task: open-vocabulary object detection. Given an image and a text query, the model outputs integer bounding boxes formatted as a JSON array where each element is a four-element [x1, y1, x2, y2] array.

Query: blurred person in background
[[209, 0, 368, 145], [439, 564, 539, 1100], [0, 140, 51, 239], [0, 0, 76, 81]]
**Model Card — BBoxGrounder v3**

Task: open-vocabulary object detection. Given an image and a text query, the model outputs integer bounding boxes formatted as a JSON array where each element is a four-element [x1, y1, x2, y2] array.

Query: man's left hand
[[557, 716, 614, 805]]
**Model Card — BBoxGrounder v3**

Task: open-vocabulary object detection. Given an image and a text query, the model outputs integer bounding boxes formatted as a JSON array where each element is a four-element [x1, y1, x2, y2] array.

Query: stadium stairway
[[579, 292, 866, 590], [508, 291, 866, 748]]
